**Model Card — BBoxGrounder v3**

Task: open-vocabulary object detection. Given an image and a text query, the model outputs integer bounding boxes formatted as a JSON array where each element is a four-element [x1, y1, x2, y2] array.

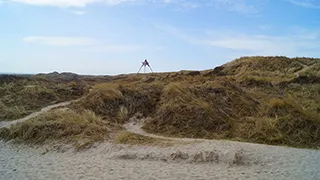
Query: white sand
[[1, 139, 319, 180], [1, 106, 320, 179]]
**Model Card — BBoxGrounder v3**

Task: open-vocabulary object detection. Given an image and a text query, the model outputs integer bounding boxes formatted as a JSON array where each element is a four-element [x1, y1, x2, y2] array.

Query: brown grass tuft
[[94, 83, 123, 100], [0, 76, 87, 121], [269, 98, 288, 109], [0, 109, 108, 150], [2, 56, 320, 149]]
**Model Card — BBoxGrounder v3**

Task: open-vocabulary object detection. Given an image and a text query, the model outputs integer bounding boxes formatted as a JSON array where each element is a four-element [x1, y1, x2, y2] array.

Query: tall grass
[[73, 82, 162, 124], [2, 56, 320, 149], [0, 109, 108, 150], [0, 76, 87, 121]]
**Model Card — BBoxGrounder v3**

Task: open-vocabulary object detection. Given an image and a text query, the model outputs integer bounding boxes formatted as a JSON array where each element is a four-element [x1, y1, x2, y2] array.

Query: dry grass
[[233, 97, 320, 148], [72, 82, 162, 124], [0, 76, 87, 121], [268, 98, 290, 109], [1, 56, 319, 149], [0, 103, 28, 121], [234, 117, 284, 145], [0, 109, 108, 150], [94, 83, 123, 100], [118, 106, 129, 124], [144, 79, 260, 139]]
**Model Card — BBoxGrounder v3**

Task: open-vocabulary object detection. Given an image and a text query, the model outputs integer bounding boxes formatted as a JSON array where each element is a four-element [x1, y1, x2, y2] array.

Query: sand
[[1, 104, 320, 180], [1, 138, 319, 180]]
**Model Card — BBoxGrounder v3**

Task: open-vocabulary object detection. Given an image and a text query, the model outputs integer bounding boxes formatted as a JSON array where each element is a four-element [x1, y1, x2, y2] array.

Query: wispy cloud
[[172, 2, 201, 11], [154, 23, 201, 44], [9, 0, 261, 14], [11, 0, 137, 8], [70, 10, 87, 15], [87, 44, 164, 53], [23, 36, 98, 46], [22, 36, 154, 53], [87, 45, 143, 53], [155, 24, 320, 57], [168, 0, 260, 13], [284, 0, 320, 8], [206, 33, 320, 56], [207, 0, 259, 14]]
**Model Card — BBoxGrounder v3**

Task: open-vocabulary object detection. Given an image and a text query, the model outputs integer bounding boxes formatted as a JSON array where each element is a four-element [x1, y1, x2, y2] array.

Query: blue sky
[[1, 0, 320, 75]]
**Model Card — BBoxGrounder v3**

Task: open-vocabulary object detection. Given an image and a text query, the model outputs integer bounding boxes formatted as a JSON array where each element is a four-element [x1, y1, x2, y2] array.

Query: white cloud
[[23, 36, 98, 46], [155, 24, 320, 57], [207, 0, 259, 14], [70, 10, 87, 15], [206, 33, 320, 56], [284, 0, 320, 8], [172, 1, 200, 11], [167, 0, 260, 13], [11, 0, 136, 8], [87, 44, 164, 53], [206, 36, 289, 53], [9, 0, 261, 14], [22, 36, 151, 53], [87, 45, 143, 53]]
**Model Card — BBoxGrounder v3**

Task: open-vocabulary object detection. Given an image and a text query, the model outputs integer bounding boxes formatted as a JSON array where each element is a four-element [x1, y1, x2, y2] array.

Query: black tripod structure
[[137, 59, 153, 74]]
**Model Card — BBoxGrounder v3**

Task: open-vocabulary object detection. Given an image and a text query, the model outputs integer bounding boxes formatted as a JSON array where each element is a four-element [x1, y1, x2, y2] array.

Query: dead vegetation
[[71, 82, 162, 124], [0, 109, 108, 150], [1, 56, 319, 149], [143, 80, 259, 139], [0, 75, 87, 121]]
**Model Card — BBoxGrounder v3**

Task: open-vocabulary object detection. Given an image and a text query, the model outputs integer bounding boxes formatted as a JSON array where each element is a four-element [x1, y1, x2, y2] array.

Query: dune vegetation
[[0, 74, 87, 121], [0, 56, 319, 149], [0, 109, 108, 150]]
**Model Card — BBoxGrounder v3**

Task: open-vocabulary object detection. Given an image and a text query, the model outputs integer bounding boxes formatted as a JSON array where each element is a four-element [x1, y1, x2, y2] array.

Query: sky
[[1, 0, 320, 75]]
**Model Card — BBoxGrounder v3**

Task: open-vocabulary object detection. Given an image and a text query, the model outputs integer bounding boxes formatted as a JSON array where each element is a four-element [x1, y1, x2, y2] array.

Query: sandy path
[[294, 62, 317, 77], [124, 117, 214, 142], [1, 139, 319, 180], [0, 100, 78, 128], [1, 108, 320, 179]]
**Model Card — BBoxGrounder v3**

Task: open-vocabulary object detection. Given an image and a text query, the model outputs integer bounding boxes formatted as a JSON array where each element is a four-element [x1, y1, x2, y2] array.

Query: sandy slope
[[1, 138, 319, 180], [1, 106, 320, 180]]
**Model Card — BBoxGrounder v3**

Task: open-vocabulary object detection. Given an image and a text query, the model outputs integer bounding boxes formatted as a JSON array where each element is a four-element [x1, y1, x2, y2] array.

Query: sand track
[[0, 100, 78, 128]]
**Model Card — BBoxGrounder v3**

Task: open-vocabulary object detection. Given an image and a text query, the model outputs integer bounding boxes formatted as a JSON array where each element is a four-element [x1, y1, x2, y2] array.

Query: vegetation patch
[[144, 80, 260, 139], [1, 56, 320, 149], [0, 109, 108, 150], [72, 82, 162, 124], [0, 76, 87, 121]]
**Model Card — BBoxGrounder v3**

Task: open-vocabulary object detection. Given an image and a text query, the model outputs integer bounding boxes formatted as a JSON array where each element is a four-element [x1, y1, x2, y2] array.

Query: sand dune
[[0, 100, 77, 128], [1, 138, 320, 180], [1, 103, 320, 179]]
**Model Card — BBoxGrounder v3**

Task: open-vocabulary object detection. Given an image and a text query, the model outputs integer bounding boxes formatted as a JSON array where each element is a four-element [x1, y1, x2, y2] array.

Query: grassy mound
[[212, 56, 319, 83], [72, 82, 162, 124], [143, 79, 260, 139], [71, 57, 319, 148], [1, 56, 319, 149], [0, 109, 108, 150], [0, 75, 87, 121], [233, 98, 320, 148]]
